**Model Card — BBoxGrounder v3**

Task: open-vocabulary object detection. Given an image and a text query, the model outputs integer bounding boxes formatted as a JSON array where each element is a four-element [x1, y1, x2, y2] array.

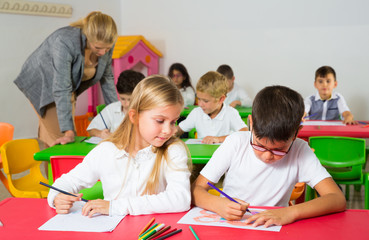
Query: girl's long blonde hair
[[70, 11, 118, 44], [107, 75, 190, 194]]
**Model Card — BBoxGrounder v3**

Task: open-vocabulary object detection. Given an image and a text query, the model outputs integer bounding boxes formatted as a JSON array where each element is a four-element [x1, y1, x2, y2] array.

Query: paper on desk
[[84, 136, 103, 144], [185, 139, 221, 145], [302, 121, 345, 126], [38, 201, 125, 232], [178, 207, 281, 232]]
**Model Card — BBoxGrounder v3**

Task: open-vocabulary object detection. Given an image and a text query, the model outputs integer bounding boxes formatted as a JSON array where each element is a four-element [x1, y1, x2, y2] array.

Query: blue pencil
[[207, 182, 251, 213], [99, 112, 108, 129], [358, 121, 368, 125], [304, 113, 318, 119], [39, 182, 88, 202]]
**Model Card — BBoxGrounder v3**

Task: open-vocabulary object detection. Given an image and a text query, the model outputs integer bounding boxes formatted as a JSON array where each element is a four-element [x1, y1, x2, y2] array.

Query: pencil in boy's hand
[[99, 112, 108, 129], [207, 182, 251, 213], [39, 181, 88, 202], [138, 217, 155, 236]]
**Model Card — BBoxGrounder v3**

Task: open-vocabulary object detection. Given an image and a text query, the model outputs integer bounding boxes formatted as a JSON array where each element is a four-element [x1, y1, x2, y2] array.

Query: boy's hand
[[82, 199, 110, 217], [53, 192, 84, 214], [244, 208, 296, 228], [216, 197, 249, 221], [202, 136, 222, 144], [342, 111, 357, 125], [99, 129, 111, 139]]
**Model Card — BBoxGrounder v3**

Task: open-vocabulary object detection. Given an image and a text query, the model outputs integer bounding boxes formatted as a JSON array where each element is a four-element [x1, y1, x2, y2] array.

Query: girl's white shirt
[[180, 87, 195, 107], [47, 140, 191, 216]]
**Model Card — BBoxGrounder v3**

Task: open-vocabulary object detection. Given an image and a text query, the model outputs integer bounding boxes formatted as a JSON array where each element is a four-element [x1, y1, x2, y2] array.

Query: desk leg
[[48, 162, 53, 185]]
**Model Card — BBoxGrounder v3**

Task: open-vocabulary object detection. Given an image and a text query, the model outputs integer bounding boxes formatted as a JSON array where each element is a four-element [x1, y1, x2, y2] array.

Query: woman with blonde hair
[[14, 11, 118, 147], [47, 75, 192, 217]]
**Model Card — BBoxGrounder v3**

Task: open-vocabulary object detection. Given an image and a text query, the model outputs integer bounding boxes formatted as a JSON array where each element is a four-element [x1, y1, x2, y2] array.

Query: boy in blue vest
[[192, 85, 346, 228], [304, 66, 356, 124]]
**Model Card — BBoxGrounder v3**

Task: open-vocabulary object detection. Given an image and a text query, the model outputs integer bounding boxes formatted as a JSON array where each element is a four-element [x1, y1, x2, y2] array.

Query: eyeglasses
[[250, 131, 295, 156]]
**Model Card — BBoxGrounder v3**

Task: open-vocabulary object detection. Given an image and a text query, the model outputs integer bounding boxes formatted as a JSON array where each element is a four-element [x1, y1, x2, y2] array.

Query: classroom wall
[[2, 0, 369, 139]]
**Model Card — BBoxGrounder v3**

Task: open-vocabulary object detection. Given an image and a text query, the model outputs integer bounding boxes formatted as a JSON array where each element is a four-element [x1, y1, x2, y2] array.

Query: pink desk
[[1, 198, 369, 240], [298, 120, 369, 141]]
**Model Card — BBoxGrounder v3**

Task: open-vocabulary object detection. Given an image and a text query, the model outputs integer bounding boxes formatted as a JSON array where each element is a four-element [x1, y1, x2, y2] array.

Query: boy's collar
[[314, 91, 338, 101]]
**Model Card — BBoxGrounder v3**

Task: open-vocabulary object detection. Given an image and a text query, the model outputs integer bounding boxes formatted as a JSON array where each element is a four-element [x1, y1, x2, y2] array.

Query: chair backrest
[[309, 136, 366, 180], [0, 122, 14, 147], [96, 104, 106, 114], [74, 112, 93, 136], [50, 155, 85, 181], [0, 139, 49, 198]]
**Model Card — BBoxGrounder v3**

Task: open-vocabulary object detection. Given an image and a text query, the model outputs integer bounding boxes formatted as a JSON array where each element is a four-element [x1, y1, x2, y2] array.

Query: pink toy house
[[87, 35, 163, 112]]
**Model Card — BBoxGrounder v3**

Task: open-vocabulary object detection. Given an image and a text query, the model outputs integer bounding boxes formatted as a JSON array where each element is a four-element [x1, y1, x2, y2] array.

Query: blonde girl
[[47, 75, 192, 217]]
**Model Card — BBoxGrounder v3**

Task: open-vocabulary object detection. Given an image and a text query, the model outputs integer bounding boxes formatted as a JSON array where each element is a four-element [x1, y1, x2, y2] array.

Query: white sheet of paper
[[302, 121, 345, 126], [178, 207, 281, 232], [185, 139, 221, 145], [84, 136, 103, 144], [39, 201, 125, 232]]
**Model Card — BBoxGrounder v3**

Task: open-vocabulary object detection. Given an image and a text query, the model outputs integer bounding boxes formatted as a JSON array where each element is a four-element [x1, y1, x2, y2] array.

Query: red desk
[[298, 121, 369, 141], [1, 198, 369, 240]]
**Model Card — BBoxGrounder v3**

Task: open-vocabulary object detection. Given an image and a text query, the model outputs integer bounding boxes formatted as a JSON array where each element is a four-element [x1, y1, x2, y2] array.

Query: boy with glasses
[[192, 85, 346, 228]]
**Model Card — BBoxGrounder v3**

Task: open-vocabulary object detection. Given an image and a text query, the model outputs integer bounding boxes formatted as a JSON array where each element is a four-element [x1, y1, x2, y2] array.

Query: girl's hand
[[244, 208, 296, 228], [53, 192, 83, 214], [82, 199, 110, 217], [216, 197, 249, 221]]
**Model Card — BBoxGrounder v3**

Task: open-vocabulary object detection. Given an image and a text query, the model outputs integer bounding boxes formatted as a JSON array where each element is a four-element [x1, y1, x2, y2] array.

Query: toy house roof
[[112, 35, 163, 59]]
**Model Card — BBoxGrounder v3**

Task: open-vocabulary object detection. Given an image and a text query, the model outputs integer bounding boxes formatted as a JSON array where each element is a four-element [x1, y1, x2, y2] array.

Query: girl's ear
[[128, 109, 137, 124]]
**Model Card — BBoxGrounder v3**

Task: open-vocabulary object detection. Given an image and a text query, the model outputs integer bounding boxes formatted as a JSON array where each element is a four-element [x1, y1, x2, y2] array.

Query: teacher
[[14, 11, 118, 147]]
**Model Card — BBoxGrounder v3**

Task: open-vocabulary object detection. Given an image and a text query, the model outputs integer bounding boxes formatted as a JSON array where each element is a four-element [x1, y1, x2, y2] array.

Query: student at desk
[[192, 85, 346, 227], [176, 71, 248, 144], [304, 66, 357, 125], [87, 70, 145, 139], [48, 76, 191, 217]]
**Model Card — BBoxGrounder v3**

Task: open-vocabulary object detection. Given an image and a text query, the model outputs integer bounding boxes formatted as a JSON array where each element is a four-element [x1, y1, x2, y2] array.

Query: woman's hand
[[53, 130, 75, 146]]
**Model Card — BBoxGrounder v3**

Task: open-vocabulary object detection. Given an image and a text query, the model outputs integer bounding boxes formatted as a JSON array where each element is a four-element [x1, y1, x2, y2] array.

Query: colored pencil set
[[138, 217, 182, 240]]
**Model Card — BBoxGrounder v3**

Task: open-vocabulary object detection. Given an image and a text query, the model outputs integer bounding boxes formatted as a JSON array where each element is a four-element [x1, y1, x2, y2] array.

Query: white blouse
[[47, 141, 191, 216]]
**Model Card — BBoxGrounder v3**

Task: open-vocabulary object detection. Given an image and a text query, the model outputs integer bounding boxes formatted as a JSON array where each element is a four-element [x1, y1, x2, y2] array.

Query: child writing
[[216, 64, 252, 108], [47, 75, 192, 217], [304, 66, 356, 124], [87, 70, 145, 139], [168, 63, 195, 107], [192, 85, 346, 227], [177, 71, 248, 144]]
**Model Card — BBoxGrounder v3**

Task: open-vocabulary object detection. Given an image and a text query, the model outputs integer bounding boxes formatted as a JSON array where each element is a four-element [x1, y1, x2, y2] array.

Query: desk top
[[34, 137, 219, 164], [180, 105, 252, 118], [1, 198, 368, 240], [298, 121, 369, 139]]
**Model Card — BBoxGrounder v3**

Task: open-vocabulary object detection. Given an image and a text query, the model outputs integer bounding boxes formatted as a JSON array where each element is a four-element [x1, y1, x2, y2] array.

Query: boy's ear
[[219, 95, 226, 103], [128, 109, 137, 124], [295, 125, 303, 139]]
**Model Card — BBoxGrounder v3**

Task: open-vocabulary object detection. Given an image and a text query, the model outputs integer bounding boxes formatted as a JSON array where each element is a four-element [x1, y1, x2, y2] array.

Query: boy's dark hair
[[216, 64, 234, 80], [116, 70, 145, 94], [315, 66, 336, 81], [252, 85, 304, 142], [167, 63, 194, 90]]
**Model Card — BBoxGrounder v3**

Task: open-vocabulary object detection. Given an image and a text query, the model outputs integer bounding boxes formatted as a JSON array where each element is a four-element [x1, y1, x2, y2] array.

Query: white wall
[[2, 0, 369, 139]]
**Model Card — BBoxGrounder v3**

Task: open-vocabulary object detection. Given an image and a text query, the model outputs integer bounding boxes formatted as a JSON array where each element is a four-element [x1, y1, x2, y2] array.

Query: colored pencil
[[207, 182, 251, 213], [155, 229, 182, 240], [147, 226, 171, 240], [358, 121, 368, 125], [39, 182, 88, 202], [99, 112, 108, 129], [138, 217, 155, 236], [189, 226, 200, 240], [151, 228, 177, 240], [304, 113, 318, 119], [0, 219, 3, 227], [139, 223, 158, 238], [79, 137, 87, 142], [363, 124, 369, 128], [141, 224, 165, 240]]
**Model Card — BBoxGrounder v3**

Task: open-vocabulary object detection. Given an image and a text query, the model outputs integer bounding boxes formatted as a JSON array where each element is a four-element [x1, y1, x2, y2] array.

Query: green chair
[[305, 136, 369, 209], [188, 128, 197, 139], [96, 104, 106, 114]]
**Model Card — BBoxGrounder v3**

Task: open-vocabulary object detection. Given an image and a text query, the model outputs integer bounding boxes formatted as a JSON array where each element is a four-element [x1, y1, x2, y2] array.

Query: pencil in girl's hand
[[147, 226, 171, 240], [207, 182, 251, 213], [99, 112, 108, 129], [138, 217, 155, 236], [39, 181, 88, 202], [155, 228, 182, 240]]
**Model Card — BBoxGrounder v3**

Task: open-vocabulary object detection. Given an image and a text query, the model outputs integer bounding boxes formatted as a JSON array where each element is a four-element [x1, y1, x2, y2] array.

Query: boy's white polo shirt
[[178, 104, 247, 139], [200, 131, 331, 207], [87, 101, 125, 133]]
